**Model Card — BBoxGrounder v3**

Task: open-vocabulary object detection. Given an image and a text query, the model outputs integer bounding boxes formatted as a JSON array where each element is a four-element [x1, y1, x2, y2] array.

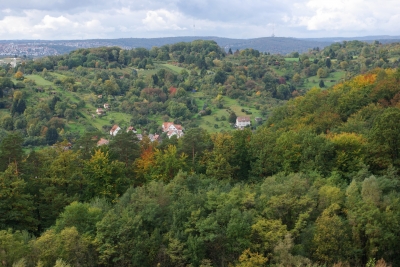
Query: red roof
[[97, 138, 109, 146], [237, 116, 250, 122], [110, 124, 120, 133], [162, 122, 173, 131]]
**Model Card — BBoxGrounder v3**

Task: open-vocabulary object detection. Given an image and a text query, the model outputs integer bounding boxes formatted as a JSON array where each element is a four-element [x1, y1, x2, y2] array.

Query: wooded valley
[[1, 40, 400, 267]]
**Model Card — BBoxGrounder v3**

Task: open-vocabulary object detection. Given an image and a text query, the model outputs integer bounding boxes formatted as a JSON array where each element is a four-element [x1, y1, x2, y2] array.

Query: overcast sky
[[0, 0, 399, 40]]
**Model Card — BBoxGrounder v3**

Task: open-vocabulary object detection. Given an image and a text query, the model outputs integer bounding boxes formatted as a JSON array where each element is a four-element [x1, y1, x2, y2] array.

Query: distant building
[[236, 116, 251, 129], [96, 108, 105, 115], [255, 117, 263, 124], [162, 122, 184, 138], [97, 138, 109, 146], [104, 103, 110, 109], [127, 126, 137, 133], [149, 134, 160, 142], [110, 125, 121, 136]]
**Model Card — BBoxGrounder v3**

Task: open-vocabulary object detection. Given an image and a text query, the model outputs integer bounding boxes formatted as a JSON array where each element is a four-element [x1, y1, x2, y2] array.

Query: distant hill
[[2, 35, 400, 57]]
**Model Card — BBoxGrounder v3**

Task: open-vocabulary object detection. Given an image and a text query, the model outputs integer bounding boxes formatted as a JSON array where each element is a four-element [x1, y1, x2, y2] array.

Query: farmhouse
[[127, 126, 137, 133], [104, 103, 110, 109], [162, 122, 184, 138], [97, 138, 109, 146], [96, 108, 105, 115], [235, 116, 251, 129], [149, 134, 160, 142], [110, 124, 121, 136]]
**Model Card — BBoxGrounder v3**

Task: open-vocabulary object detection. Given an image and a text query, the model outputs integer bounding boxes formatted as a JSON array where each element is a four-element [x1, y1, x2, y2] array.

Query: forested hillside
[[1, 40, 400, 267]]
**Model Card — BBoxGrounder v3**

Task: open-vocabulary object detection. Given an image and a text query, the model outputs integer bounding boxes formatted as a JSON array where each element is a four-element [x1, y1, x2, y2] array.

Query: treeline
[[2, 68, 400, 266], [18, 40, 226, 72]]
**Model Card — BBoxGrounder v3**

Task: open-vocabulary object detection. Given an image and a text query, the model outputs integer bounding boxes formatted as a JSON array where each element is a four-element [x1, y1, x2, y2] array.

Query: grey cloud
[[175, 0, 289, 23]]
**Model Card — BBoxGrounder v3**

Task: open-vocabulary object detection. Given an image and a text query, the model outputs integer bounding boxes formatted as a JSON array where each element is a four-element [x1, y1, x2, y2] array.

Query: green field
[[302, 70, 346, 89], [25, 74, 54, 86], [193, 93, 262, 132], [284, 58, 300, 62], [161, 63, 186, 74]]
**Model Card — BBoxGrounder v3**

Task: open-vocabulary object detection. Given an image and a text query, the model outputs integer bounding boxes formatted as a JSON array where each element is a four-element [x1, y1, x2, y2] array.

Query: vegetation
[[1, 40, 400, 266]]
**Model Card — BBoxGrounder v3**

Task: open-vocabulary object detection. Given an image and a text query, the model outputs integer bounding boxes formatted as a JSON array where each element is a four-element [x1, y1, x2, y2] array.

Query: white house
[[96, 108, 105, 115], [235, 116, 251, 129], [110, 124, 121, 136], [162, 122, 184, 138], [127, 126, 137, 133]]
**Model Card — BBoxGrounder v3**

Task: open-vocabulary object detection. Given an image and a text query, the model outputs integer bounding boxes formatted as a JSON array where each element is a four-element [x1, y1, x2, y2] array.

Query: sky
[[0, 0, 399, 40]]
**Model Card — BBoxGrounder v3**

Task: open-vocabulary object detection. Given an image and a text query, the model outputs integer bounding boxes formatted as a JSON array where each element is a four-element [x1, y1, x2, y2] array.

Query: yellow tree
[[313, 203, 351, 264], [206, 132, 237, 180], [14, 71, 24, 80], [152, 145, 187, 182]]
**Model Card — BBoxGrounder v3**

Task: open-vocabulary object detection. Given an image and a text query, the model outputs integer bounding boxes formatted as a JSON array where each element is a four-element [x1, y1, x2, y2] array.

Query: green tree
[[0, 229, 32, 267], [206, 132, 237, 180], [369, 107, 400, 168], [53, 201, 105, 236], [45, 127, 59, 145], [317, 68, 328, 78], [325, 58, 332, 68], [178, 128, 211, 170], [0, 133, 24, 172], [151, 145, 187, 182], [214, 70, 227, 84], [313, 204, 351, 264], [82, 149, 125, 202], [0, 162, 37, 231]]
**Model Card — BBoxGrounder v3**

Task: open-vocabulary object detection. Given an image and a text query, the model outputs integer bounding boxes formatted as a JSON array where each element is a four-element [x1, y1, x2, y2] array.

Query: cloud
[[0, 0, 398, 39], [287, 0, 400, 36], [142, 9, 186, 31]]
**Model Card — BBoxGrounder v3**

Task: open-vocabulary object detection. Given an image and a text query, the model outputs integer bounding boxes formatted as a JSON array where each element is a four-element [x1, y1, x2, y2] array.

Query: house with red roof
[[110, 125, 121, 136], [235, 116, 251, 129], [162, 122, 184, 138], [97, 138, 109, 146]]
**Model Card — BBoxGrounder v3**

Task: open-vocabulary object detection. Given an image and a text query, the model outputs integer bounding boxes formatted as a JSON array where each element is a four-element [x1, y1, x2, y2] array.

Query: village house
[[96, 108, 105, 115], [162, 122, 184, 138], [97, 138, 109, 146], [127, 126, 137, 133], [110, 124, 121, 136], [149, 134, 160, 142], [104, 103, 110, 109], [235, 116, 251, 129]]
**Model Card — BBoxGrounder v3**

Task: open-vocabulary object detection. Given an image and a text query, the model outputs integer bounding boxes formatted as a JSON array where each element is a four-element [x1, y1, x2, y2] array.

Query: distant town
[[0, 40, 129, 57]]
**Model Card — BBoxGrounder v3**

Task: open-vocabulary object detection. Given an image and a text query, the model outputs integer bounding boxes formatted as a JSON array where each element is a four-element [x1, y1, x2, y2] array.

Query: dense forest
[[1, 40, 400, 267]]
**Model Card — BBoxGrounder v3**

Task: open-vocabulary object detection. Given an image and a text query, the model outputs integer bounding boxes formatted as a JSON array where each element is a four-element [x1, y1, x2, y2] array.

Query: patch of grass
[[302, 70, 346, 89], [161, 63, 187, 74], [284, 58, 300, 62], [196, 96, 262, 132], [25, 75, 54, 87]]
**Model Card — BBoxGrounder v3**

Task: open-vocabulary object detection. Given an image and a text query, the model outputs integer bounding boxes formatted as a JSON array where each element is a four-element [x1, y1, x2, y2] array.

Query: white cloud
[[288, 0, 400, 35], [0, 0, 399, 39], [34, 15, 74, 30], [142, 9, 186, 31]]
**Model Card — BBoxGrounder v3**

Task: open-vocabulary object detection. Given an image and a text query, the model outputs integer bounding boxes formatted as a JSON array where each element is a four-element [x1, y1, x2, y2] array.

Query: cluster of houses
[[97, 122, 184, 146], [95, 117, 259, 146], [96, 103, 110, 115], [162, 122, 184, 138]]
